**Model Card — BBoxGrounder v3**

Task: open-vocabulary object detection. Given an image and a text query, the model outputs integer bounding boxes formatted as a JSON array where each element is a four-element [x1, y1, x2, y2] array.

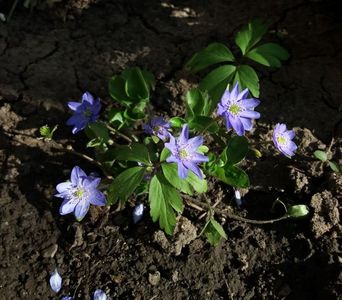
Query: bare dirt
[[0, 0, 341, 299]]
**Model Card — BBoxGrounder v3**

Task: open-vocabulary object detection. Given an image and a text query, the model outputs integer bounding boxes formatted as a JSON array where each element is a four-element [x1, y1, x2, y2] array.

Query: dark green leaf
[[108, 75, 132, 106], [234, 65, 259, 97], [222, 136, 249, 165], [87, 122, 110, 143], [149, 174, 184, 235], [186, 88, 211, 118], [246, 43, 289, 67], [108, 166, 146, 205], [186, 43, 235, 73], [110, 143, 151, 164], [235, 19, 268, 55], [199, 65, 236, 113], [286, 205, 309, 218], [211, 164, 250, 188], [189, 116, 219, 133], [313, 150, 328, 162], [160, 148, 171, 161], [108, 108, 124, 125], [123, 67, 150, 100], [328, 161, 340, 173], [204, 219, 227, 246]]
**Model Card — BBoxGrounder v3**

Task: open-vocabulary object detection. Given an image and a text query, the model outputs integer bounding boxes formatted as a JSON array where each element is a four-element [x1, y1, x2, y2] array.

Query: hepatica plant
[[49, 20, 311, 245]]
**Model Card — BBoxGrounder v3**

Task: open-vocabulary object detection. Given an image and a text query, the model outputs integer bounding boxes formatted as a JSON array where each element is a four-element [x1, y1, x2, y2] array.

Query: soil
[[0, 0, 342, 299]]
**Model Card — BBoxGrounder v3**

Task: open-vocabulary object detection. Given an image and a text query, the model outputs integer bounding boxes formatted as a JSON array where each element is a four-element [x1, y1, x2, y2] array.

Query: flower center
[[229, 104, 240, 115], [83, 108, 92, 117], [74, 188, 85, 199], [277, 136, 287, 145], [179, 148, 189, 159]]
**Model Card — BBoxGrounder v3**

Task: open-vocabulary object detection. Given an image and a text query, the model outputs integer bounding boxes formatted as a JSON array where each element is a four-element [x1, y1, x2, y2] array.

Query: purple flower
[[133, 203, 144, 224], [143, 116, 171, 141], [61, 297, 73, 300], [49, 269, 62, 293], [55, 166, 106, 221], [66, 92, 101, 134], [165, 124, 208, 179], [217, 83, 260, 136], [273, 123, 297, 157], [93, 289, 107, 300]]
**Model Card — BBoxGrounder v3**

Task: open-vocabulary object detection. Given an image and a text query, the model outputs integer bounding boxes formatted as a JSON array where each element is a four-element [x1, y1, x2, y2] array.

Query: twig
[[106, 124, 133, 143], [183, 195, 290, 225]]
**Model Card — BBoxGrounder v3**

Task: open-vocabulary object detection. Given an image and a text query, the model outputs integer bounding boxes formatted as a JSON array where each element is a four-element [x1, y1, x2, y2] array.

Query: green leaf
[[108, 75, 132, 106], [108, 166, 146, 205], [110, 143, 151, 164], [189, 116, 219, 133], [186, 43, 235, 73], [123, 67, 150, 100], [86, 138, 102, 148], [234, 65, 259, 97], [186, 88, 211, 119], [286, 205, 309, 218], [204, 219, 227, 246], [235, 19, 268, 55], [160, 148, 171, 161], [246, 43, 289, 68], [161, 163, 208, 195], [40, 124, 58, 139], [328, 161, 340, 173], [87, 122, 110, 143], [169, 117, 186, 128], [313, 150, 328, 162], [199, 65, 236, 112], [162, 163, 194, 195], [108, 108, 124, 125], [222, 136, 249, 165], [149, 174, 184, 235], [211, 164, 250, 188]]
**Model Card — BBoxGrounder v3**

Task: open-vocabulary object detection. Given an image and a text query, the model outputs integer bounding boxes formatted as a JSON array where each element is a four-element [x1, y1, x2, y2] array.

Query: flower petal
[[177, 162, 189, 179], [166, 155, 178, 163], [240, 117, 253, 131], [68, 102, 82, 111], [82, 177, 101, 189], [82, 91, 94, 104], [285, 130, 295, 139], [71, 166, 87, 185], [229, 115, 244, 136], [184, 161, 203, 179], [217, 103, 226, 116], [187, 136, 203, 149], [93, 289, 107, 300], [59, 198, 78, 215], [74, 200, 90, 221], [239, 110, 260, 119], [239, 98, 260, 109], [179, 124, 189, 145], [191, 152, 209, 163], [237, 88, 249, 100], [230, 83, 240, 100], [56, 181, 73, 193], [89, 190, 106, 206], [49, 269, 62, 293], [66, 114, 84, 126], [224, 114, 232, 129]]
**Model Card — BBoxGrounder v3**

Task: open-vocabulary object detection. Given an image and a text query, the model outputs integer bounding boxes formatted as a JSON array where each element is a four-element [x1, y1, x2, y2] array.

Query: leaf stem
[[106, 124, 133, 143]]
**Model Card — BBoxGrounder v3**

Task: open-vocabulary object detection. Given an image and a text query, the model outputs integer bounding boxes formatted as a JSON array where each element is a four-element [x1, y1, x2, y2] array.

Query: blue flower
[[273, 123, 297, 157], [133, 203, 144, 224], [49, 269, 62, 293], [217, 83, 260, 136], [143, 116, 171, 141], [66, 92, 101, 134], [93, 289, 108, 300], [55, 166, 106, 221], [165, 124, 208, 179], [61, 297, 73, 300]]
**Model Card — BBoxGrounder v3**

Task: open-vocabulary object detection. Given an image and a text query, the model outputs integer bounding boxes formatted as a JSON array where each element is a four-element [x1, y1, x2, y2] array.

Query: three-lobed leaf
[[246, 43, 289, 68], [222, 136, 249, 165], [185, 43, 235, 73], [149, 174, 184, 235], [109, 143, 151, 165], [233, 65, 259, 97], [235, 19, 268, 55], [108, 166, 146, 205]]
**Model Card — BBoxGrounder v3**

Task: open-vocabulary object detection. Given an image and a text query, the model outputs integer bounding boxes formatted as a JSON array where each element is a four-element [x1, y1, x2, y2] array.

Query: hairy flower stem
[[106, 124, 134, 143], [183, 195, 290, 225]]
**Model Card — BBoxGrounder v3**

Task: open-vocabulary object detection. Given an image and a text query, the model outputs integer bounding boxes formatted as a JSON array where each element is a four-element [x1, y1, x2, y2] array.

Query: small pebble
[[148, 271, 160, 286]]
